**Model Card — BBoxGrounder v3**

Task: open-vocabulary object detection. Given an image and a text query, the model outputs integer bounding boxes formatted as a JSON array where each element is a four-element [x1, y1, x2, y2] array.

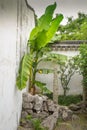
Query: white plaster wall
[[0, 0, 35, 130], [36, 50, 83, 95]]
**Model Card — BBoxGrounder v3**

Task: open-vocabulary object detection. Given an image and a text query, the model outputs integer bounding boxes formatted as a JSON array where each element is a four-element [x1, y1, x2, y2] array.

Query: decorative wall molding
[[51, 40, 87, 51]]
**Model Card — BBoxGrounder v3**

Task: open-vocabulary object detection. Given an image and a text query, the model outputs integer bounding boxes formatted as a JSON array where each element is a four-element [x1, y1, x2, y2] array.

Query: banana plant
[[16, 2, 64, 93]]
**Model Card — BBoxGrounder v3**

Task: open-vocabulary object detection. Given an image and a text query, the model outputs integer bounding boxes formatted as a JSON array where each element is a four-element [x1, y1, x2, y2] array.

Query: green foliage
[[30, 2, 57, 41], [26, 115, 47, 130], [37, 68, 54, 74], [35, 80, 51, 94], [32, 119, 45, 130], [78, 44, 87, 87], [16, 54, 33, 90], [58, 57, 78, 96], [72, 44, 87, 102], [29, 2, 63, 52], [44, 92, 53, 99], [16, 2, 63, 91], [44, 93, 82, 106], [42, 53, 67, 64], [26, 114, 32, 120], [58, 95, 82, 106], [53, 12, 87, 41]]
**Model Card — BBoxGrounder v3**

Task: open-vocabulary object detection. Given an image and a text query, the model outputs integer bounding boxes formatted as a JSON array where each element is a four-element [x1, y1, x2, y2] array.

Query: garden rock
[[69, 104, 81, 111], [33, 94, 43, 112], [47, 99, 58, 112], [21, 111, 28, 119], [57, 122, 73, 130], [18, 126, 33, 130], [69, 102, 87, 113], [23, 102, 33, 110], [18, 92, 73, 130], [23, 93, 35, 103], [58, 106, 73, 120], [26, 110, 33, 115], [29, 111, 49, 120], [41, 111, 58, 130]]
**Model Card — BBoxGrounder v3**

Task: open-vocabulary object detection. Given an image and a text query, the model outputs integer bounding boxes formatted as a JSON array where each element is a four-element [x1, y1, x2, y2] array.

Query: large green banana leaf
[[35, 80, 51, 93], [40, 53, 67, 64], [37, 2, 56, 30], [16, 54, 33, 90], [29, 2, 56, 41], [29, 2, 63, 51], [46, 14, 63, 43], [30, 14, 63, 51]]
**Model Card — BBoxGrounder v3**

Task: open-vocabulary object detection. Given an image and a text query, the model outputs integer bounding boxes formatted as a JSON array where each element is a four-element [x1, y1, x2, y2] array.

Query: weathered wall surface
[[36, 50, 82, 95], [0, 0, 35, 130]]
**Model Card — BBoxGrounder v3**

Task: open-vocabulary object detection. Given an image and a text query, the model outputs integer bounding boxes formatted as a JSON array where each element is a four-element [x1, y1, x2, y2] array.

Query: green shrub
[[26, 115, 47, 130], [58, 95, 82, 106], [45, 93, 82, 106], [45, 92, 53, 99]]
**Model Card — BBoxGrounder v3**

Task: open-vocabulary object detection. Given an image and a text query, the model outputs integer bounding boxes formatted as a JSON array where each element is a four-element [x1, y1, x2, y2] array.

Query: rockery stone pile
[[18, 92, 73, 130]]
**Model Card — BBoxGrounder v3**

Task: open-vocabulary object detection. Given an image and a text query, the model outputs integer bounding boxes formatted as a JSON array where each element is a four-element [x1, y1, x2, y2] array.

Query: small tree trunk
[[64, 88, 66, 97], [28, 67, 36, 95], [29, 86, 36, 95], [53, 67, 58, 104]]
